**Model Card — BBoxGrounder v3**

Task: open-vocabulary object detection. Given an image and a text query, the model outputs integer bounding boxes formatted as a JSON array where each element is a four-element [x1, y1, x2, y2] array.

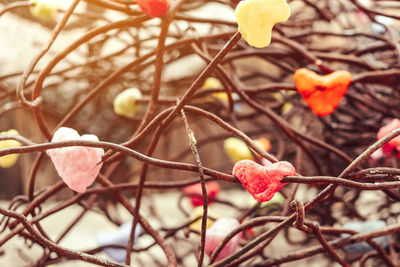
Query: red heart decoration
[[136, 0, 169, 18], [232, 160, 295, 202], [293, 68, 352, 116], [183, 181, 221, 207]]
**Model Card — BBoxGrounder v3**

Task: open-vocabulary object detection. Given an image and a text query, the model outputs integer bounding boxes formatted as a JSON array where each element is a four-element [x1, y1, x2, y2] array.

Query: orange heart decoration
[[293, 68, 352, 116]]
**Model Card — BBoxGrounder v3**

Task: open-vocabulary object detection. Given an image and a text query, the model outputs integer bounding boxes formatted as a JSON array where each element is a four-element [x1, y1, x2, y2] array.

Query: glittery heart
[[183, 181, 221, 207], [293, 68, 352, 116], [232, 160, 295, 202], [136, 0, 169, 18], [235, 0, 291, 48], [47, 127, 104, 193], [205, 218, 241, 261]]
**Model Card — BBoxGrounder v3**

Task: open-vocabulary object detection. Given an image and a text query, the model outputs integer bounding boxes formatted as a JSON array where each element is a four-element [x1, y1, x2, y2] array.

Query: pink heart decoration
[[47, 127, 104, 193], [232, 159, 295, 202], [377, 119, 400, 157], [205, 218, 240, 261]]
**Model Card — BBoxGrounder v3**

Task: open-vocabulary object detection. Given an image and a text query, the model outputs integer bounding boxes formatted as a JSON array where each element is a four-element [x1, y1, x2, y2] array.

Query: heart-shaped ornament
[[189, 207, 218, 234], [341, 220, 389, 253], [205, 218, 241, 261], [224, 137, 271, 164], [47, 127, 104, 193], [224, 137, 254, 163], [233, 159, 295, 202], [183, 181, 221, 207], [203, 77, 222, 90], [377, 118, 400, 156], [113, 88, 142, 117], [29, 0, 58, 21], [136, 0, 169, 18], [97, 222, 142, 263], [0, 129, 22, 168], [293, 68, 352, 116], [235, 0, 291, 48]]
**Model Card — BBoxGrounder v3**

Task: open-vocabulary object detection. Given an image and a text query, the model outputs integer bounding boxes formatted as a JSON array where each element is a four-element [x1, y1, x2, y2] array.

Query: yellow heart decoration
[[248, 191, 285, 208], [202, 77, 239, 103], [113, 88, 142, 116], [189, 207, 218, 234], [235, 0, 291, 48], [224, 137, 271, 163], [29, 0, 58, 21], [0, 129, 22, 168], [224, 137, 254, 163], [202, 77, 222, 90]]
